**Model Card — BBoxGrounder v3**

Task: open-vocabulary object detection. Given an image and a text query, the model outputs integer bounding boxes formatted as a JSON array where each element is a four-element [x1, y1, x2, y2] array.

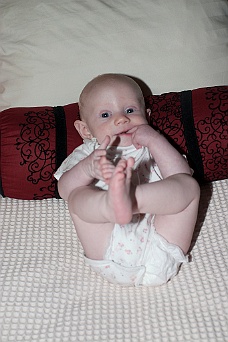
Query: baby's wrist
[[82, 157, 94, 180], [144, 127, 161, 150]]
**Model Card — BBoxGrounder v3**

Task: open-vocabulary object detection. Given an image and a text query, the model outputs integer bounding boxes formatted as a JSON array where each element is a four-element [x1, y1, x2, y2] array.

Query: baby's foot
[[106, 157, 134, 225]]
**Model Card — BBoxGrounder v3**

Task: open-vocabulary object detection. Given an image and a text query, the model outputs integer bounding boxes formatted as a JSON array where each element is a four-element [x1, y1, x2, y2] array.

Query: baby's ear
[[74, 120, 93, 139], [146, 108, 151, 122]]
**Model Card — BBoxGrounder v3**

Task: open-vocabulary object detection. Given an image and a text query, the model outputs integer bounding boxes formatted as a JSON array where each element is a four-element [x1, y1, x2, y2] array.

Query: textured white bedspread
[[0, 179, 227, 342]]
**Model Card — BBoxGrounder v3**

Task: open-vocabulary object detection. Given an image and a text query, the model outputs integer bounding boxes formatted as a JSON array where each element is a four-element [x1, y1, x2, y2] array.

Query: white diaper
[[85, 214, 188, 286]]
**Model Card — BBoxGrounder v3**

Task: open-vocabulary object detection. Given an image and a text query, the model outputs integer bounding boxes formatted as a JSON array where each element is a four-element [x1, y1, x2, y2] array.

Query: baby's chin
[[110, 134, 133, 147]]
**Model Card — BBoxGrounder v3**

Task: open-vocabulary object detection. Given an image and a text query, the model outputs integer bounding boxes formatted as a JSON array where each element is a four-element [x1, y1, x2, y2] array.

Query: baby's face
[[81, 81, 148, 147]]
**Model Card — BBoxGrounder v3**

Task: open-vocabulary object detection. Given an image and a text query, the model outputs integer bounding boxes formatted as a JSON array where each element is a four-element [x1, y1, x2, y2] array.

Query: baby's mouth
[[111, 131, 132, 146], [117, 129, 132, 135], [119, 131, 129, 135]]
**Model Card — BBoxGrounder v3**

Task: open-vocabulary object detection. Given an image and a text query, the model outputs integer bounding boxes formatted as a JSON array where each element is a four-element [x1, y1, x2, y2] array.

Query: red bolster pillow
[[0, 86, 227, 200]]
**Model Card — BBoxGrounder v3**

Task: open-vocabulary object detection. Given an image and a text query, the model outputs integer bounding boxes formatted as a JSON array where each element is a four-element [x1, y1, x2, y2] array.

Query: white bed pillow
[[0, 0, 227, 111]]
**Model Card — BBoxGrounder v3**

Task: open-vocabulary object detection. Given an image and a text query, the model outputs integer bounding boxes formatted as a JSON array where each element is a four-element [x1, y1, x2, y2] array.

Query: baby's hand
[[99, 155, 115, 184], [86, 136, 114, 182], [131, 124, 156, 149]]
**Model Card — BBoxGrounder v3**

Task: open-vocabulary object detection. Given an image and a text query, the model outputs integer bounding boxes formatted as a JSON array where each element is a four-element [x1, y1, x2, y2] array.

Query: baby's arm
[[58, 136, 114, 200], [132, 124, 191, 178], [132, 125, 200, 254]]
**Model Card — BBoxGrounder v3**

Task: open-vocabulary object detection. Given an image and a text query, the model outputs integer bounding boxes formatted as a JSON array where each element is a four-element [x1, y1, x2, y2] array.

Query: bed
[[0, 1, 227, 341]]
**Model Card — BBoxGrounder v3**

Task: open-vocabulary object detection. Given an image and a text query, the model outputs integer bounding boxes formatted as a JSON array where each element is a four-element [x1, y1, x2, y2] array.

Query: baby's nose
[[114, 114, 130, 125]]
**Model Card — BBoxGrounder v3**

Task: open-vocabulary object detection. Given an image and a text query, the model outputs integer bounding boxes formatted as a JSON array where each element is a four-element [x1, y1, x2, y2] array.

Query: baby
[[55, 73, 200, 286]]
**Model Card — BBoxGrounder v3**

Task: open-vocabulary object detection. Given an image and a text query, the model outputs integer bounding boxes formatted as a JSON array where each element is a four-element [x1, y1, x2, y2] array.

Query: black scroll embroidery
[[15, 109, 56, 199], [195, 86, 228, 181], [146, 93, 186, 153]]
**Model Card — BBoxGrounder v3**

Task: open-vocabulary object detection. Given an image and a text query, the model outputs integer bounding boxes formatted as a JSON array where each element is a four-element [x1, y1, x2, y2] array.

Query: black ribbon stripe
[[0, 177, 5, 197], [53, 106, 68, 198], [180, 90, 204, 182]]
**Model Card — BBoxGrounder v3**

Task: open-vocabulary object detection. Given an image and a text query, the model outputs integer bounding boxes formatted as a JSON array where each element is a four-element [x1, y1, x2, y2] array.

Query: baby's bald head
[[79, 74, 145, 120]]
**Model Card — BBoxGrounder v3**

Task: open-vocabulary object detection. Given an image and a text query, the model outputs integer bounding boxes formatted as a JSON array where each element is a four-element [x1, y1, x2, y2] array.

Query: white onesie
[[55, 139, 188, 286]]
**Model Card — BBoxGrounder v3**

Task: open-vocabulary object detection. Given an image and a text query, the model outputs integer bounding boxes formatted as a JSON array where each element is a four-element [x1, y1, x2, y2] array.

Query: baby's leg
[[69, 213, 114, 260], [135, 174, 200, 254], [68, 157, 134, 259], [69, 158, 134, 224]]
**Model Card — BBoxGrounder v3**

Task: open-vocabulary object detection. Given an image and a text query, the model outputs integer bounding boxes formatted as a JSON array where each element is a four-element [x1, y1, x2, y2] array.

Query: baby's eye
[[101, 112, 111, 118], [126, 108, 134, 114]]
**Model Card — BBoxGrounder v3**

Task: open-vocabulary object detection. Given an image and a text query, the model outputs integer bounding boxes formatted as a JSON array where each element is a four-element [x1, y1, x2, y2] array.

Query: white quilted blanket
[[0, 179, 227, 342]]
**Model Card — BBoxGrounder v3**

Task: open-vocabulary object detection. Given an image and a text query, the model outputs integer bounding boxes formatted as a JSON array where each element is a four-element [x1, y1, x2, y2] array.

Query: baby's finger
[[101, 164, 115, 174], [93, 149, 107, 159], [102, 170, 114, 184], [98, 135, 110, 150]]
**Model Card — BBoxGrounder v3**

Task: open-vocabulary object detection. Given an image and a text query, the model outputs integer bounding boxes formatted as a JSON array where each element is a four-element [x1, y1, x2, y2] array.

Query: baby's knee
[[186, 175, 200, 200], [173, 173, 200, 201], [67, 188, 80, 215]]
